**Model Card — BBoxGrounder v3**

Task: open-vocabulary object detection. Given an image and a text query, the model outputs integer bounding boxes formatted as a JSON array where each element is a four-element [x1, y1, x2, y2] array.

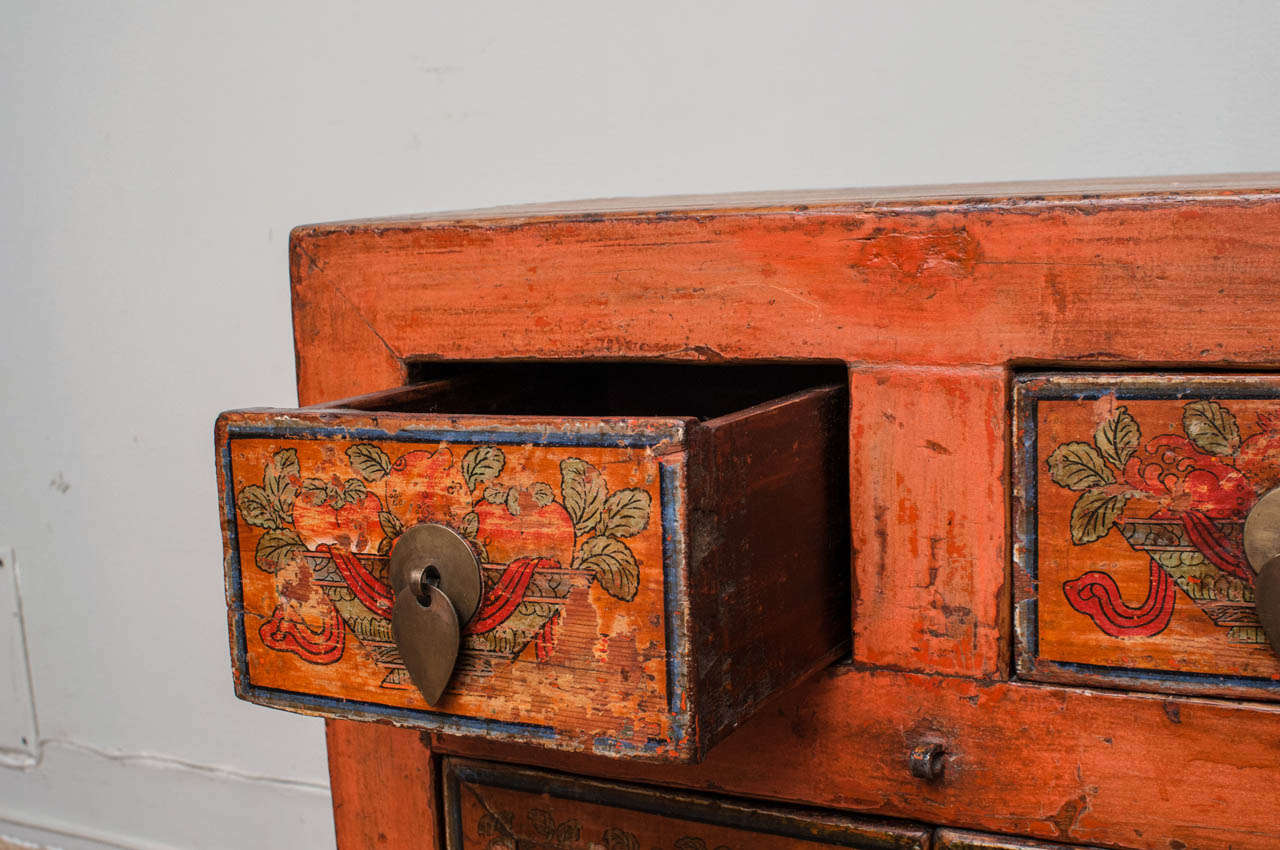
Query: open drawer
[[215, 364, 849, 762]]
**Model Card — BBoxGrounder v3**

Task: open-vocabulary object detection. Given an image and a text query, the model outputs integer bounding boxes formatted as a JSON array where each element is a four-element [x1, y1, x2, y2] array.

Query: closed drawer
[[1014, 373, 1280, 699], [441, 757, 930, 850], [935, 830, 1102, 850], [215, 367, 849, 762]]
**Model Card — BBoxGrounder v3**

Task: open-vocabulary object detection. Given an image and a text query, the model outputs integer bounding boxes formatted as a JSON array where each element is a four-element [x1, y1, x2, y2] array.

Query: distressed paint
[[1014, 373, 1280, 699], [217, 407, 685, 757], [442, 758, 931, 850], [289, 179, 1280, 849], [848, 366, 1008, 678], [436, 665, 1280, 850], [216, 387, 848, 763]]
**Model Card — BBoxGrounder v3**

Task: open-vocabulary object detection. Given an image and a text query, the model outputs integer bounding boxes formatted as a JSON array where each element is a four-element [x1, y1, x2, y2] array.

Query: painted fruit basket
[[1047, 400, 1274, 643], [240, 442, 650, 693]]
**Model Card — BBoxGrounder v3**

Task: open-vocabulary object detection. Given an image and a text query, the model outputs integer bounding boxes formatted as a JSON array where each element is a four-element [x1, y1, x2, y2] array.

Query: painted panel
[[217, 409, 691, 757], [442, 758, 930, 850], [1014, 374, 1280, 698]]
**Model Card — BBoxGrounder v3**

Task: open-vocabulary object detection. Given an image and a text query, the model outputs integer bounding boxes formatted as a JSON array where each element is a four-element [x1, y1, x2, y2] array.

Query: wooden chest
[[218, 176, 1280, 849]]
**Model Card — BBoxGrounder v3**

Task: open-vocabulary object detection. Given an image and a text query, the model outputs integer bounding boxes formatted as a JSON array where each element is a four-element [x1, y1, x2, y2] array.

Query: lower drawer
[[441, 758, 930, 849]]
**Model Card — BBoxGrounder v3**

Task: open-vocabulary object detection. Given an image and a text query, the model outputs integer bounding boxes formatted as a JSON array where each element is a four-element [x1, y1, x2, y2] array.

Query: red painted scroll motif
[[1046, 400, 1276, 643]]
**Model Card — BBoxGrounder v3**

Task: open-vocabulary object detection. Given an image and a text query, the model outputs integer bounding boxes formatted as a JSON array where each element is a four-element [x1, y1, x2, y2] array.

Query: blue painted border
[[1015, 375, 1280, 693], [226, 422, 681, 448], [221, 421, 695, 751]]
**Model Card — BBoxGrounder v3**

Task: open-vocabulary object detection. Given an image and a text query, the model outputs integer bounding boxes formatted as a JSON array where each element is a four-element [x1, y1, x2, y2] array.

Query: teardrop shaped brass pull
[[388, 523, 482, 705], [1242, 489, 1280, 655]]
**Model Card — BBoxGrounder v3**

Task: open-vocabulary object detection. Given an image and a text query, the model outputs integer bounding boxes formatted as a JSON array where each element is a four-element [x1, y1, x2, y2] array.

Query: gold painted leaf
[[378, 510, 403, 539], [237, 485, 278, 529], [461, 446, 505, 491], [299, 478, 329, 506], [346, 443, 392, 481], [529, 481, 555, 507], [1094, 406, 1140, 469], [1047, 441, 1114, 491], [1070, 489, 1126, 545], [560, 458, 606, 536], [574, 535, 639, 601], [1183, 400, 1241, 456], [602, 488, 651, 538], [255, 528, 304, 573], [459, 511, 479, 539]]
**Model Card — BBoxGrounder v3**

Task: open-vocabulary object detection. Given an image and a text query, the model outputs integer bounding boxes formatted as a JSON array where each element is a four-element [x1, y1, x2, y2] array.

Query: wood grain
[[687, 385, 851, 750], [327, 719, 437, 849], [848, 367, 1008, 678], [442, 757, 931, 850], [935, 828, 1102, 849], [434, 665, 1280, 850]]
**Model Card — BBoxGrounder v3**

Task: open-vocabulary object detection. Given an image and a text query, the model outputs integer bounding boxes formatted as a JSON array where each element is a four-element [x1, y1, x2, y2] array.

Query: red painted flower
[[292, 489, 384, 553], [1122, 435, 1255, 519], [383, 448, 473, 528], [474, 485, 575, 567]]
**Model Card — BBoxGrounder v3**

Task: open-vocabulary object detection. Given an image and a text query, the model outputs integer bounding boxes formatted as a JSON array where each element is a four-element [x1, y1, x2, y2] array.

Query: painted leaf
[[255, 528, 304, 573], [674, 840, 709, 850], [483, 485, 507, 505], [346, 443, 392, 481], [602, 488, 651, 538], [527, 808, 554, 839], [601, 828, 639, 850], [237, 485, 278, 529], [505, 486, 522, 517], [268, 448, 300, 481], [341, 478, 367, 506], [1047, 441, 1114, 491], [561, 458, 607, 536], [574, 535, 639, 601], [461, 446, 505, 491], [299, 478, 329, 507], [264, 449, 298, 523], [554, 821, 581, 844], [1094, 406, 1140, 469], [1183, 400, 1241, 456], [1070, 489, 1126, 545], [459, 511, 479, 539], [377, 536, 394, 556], [378, 510, 403, 539], [529, 481, 555, 507]]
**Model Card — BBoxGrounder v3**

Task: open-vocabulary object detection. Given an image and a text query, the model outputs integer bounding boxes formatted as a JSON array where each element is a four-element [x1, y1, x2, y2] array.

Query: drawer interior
[[369, 360, 851, 419]]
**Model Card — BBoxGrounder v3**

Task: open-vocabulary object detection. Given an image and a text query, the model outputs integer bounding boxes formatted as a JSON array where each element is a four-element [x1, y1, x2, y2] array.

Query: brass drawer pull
[[1245, 489, 1280, 656], [389, 523, 482, 705]]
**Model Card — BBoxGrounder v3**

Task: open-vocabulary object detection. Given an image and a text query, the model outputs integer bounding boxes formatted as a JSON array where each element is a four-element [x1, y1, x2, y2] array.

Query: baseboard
[[0, 741, 334, 850]]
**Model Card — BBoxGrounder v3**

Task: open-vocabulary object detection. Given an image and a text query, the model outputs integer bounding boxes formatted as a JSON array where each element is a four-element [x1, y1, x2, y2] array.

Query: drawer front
[[442, 758, 930, 850], [219, 411, 686, 756], [215, 382, 847, 762], [1014, 373, 1280, 699]]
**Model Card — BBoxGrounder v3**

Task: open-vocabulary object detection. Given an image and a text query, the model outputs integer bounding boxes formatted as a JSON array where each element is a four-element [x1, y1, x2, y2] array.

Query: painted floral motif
[[1046, 400, 1279, 642], [475, 807, 731, 850], [235, 442, 651, 689]]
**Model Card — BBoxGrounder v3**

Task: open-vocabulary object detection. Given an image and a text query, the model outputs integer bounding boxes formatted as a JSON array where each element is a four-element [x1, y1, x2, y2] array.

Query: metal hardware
[[1242, 489, 1280, 655], [1255, 556, 1280, 657], [388, 523, 482, 705], [908, 742, 946, 782]]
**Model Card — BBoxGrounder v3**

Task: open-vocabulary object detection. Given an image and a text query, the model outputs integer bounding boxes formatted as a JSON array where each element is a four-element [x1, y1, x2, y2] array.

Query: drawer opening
[[383, 360, 850, 420]]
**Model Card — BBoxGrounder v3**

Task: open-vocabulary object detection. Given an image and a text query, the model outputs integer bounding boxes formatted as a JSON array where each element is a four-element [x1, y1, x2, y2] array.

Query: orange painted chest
[[219, 176, 1280, 850]]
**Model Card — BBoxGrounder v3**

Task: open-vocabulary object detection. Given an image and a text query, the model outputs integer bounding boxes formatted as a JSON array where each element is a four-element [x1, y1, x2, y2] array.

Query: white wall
[[2, 2, 1278, 847]]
